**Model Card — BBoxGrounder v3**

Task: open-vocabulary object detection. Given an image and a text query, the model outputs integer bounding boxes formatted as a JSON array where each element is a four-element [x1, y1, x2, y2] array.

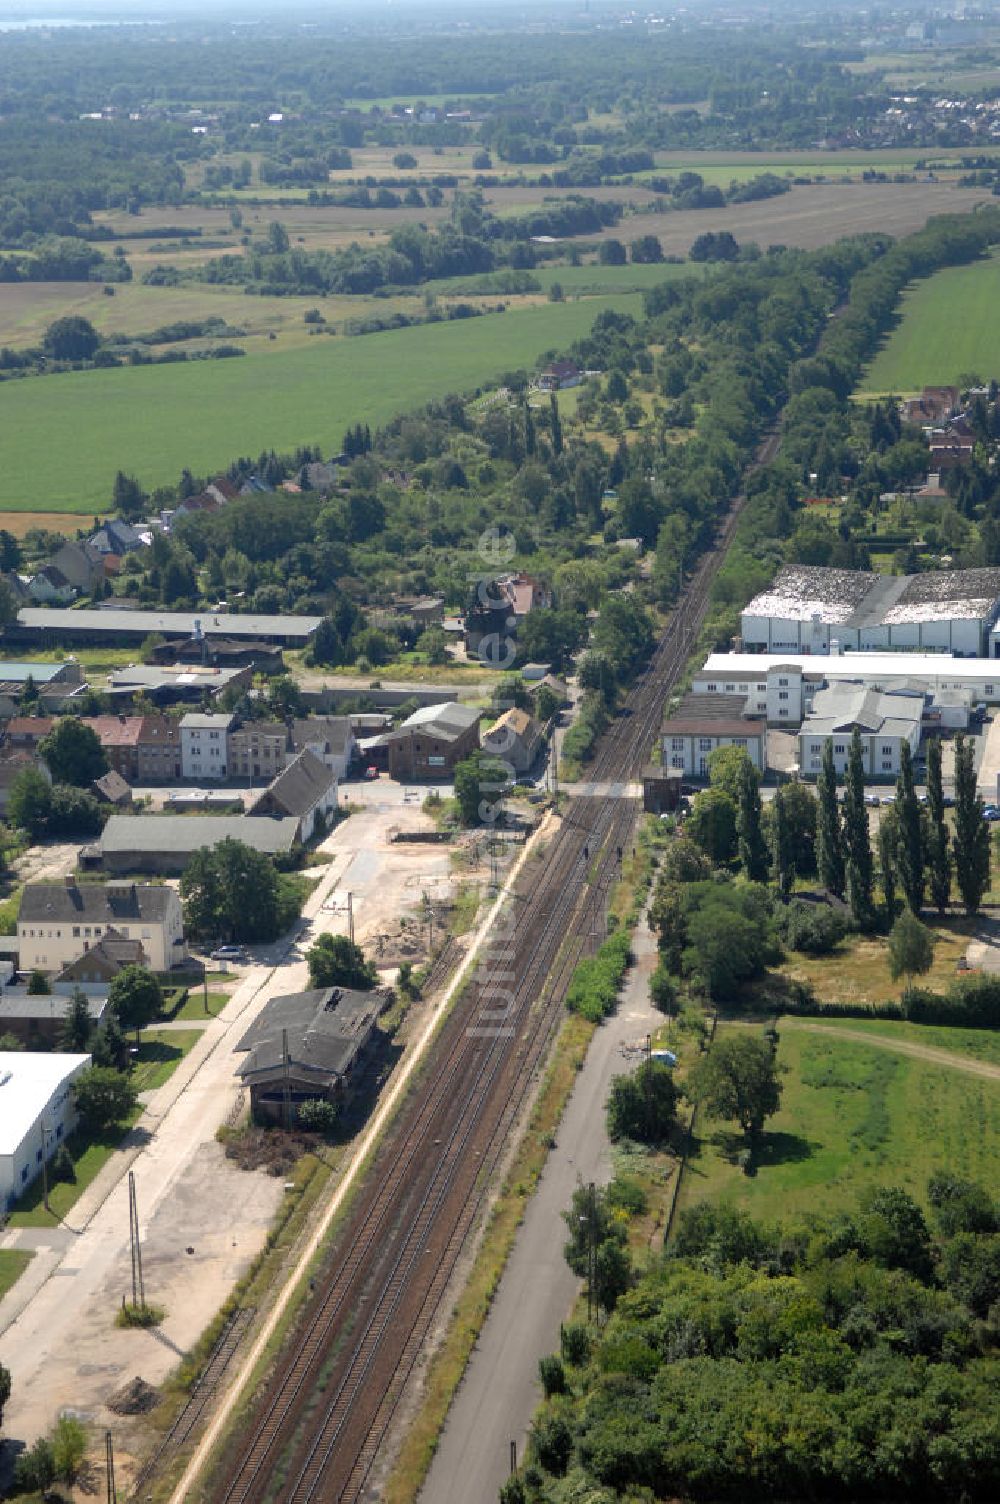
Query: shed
[[234, 986, 384, 1123]]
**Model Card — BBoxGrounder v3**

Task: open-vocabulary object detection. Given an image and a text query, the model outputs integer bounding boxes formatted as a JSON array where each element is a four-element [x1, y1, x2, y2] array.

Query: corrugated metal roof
[[17, 608, 321, 640], [99, 814, 299, 855]]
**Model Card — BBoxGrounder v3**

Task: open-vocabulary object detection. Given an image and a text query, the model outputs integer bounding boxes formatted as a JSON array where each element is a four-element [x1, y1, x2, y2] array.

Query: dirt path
[[780, 1018, 1000, 1081]]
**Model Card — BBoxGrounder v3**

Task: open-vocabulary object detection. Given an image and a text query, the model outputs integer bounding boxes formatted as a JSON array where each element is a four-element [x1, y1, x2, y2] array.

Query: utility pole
[[581, 1180, 597, 1322], [281, 1026, 292, 1131], [347, 891, 354, 946], [105, 1431, 117, 1504], [509, 1439, 518, 1477], [128, 1171, 144, 1312]]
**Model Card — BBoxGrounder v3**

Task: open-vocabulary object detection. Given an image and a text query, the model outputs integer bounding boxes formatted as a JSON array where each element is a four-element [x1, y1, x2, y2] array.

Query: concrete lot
[[0, 784, 469, 1451]]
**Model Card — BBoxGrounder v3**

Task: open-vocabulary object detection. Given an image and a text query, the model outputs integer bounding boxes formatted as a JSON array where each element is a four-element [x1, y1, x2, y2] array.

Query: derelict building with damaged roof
[[740, 565, 1000, 658]]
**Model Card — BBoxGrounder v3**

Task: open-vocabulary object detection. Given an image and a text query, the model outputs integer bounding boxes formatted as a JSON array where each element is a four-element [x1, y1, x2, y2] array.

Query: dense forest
[[512, 1183, 1000, 1502]]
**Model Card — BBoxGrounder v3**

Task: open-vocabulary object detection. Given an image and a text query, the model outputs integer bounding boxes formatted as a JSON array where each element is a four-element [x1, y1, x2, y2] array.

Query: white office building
[[180, 712, 235, 781], [741, 565, 1000, 657], [693, 651, 1000, 723], [661, 693, 767, 778], [797, 684, 922, 779], [0, 1051, 91, 1213]]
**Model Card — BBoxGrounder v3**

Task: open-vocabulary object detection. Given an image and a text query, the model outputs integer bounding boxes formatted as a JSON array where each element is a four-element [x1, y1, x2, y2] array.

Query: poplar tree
[[737, 760, 769, 882], [953, 733, 991, 915], [895, 741, 925, 913], [770, 785, 795, 900], [550, 393, 563, 455], [878, 812, 898, 920], [815, 740, 845, 898], [843, 727, 874, 928], [925, 736, 952, 915]]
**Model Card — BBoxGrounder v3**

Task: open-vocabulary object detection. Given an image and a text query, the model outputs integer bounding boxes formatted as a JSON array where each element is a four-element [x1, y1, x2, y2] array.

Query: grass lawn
[[0, 292, 640, 514], [130, 1028, 204, 1092], [677, 1023, 1000, 1226], [786, 1013, 1000, 1068], [165, 989, 230, 1022], [777, 916, 972, 1007], [0, 1248, 33, 1300], [859, 251, 1000, 394], [7, 1117, 141, 1229]]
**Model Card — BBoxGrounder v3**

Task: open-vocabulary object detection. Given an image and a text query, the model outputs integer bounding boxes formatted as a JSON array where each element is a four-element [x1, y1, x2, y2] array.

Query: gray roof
[[0, 992, 109, 1024], [109, 665, 246, 691], [99, 814, 300, 857], [392, 702, 481, 741], [180, 712, 236, 730], [17, 608, 321, 642], [290, 716, 354, 755], [235, 986, 382, 1083], [251, 748, 336, 818], [661, 692, 765, 739], [18, 880, 175, 926], [801, 684, 922, 739], [0, 661, 73, 684]]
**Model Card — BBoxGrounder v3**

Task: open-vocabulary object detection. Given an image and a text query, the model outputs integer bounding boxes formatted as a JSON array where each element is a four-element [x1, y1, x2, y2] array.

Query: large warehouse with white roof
[[0, 1050, 91, 1213], [740, 565, 1000, 657]]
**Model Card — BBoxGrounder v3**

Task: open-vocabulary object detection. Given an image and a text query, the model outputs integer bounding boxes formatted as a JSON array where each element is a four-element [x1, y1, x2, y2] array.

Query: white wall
[[18, 889, 186, 973], [0, 1054, 90, 1213], [181, 726, 229, 780], [662, 732, 765, 778], [798, 732, 903, 779]]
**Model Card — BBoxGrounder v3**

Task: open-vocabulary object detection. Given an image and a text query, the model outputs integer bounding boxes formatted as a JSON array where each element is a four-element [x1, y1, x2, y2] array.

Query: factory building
[[740, 566, 1000, 657]]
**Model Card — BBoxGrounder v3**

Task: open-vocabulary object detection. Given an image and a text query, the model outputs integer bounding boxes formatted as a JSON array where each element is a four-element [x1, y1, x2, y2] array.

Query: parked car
[[211, 944, 248, 962], [880, 793, 896, 805], [864, 793, 880, 806], [364, 765, 380, 780]]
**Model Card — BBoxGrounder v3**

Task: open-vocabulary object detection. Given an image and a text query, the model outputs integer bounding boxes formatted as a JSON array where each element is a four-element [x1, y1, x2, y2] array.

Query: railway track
[[200, 426, 779, 1504]]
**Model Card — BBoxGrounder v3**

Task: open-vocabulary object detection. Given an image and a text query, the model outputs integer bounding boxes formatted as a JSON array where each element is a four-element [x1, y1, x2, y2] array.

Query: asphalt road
[[420, 913, 660, 1504]]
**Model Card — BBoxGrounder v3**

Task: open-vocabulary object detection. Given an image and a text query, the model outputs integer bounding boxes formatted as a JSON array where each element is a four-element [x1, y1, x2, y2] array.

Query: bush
[[903, 974, 1000, 1028], [560, 1321, 592, 1366], [607, 1060, 679, 1143], [13, 1437, 55, 1493], [297, 1098, 339, 1136], [565, 931, 632, 1022], [51, 1414, 88, 1482], [775, 900, 846, 955], [607, 1175, 648, 1216], [538, 1354, 567, 1396]]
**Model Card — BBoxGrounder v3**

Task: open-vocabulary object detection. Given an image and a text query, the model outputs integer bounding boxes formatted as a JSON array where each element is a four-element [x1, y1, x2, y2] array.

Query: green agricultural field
[[431, 261, 699, 297], [860, 252, 1000, 393], [677, 1024, 1000, 1226], [0, 293, 640, 514]]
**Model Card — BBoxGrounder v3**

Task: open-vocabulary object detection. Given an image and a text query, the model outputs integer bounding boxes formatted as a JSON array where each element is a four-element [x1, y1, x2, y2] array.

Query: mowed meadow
[[0, 293, 640, 514], [860, 249, 1000, 393]]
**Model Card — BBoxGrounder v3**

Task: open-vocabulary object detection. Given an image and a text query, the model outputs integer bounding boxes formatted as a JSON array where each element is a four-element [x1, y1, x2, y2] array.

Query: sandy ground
[[0, 784, 470, 1451], [13, 840, 83, 886]]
